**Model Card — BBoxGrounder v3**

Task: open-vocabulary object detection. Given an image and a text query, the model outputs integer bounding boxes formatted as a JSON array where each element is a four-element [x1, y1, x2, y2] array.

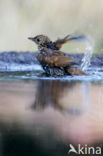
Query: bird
[[28, 34, 86, 76]]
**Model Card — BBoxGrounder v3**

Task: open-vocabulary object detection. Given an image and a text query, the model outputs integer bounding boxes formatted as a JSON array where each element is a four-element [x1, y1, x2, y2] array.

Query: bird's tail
[[66, 67, 86, 76]]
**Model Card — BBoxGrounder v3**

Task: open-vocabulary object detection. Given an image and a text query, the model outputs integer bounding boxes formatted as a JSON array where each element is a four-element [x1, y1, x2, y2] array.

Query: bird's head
[[28, 35, 52, 50]]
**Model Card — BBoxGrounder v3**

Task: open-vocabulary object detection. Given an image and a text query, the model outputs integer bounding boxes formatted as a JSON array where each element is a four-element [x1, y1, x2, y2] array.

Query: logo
[[68, 144, 101, 155]]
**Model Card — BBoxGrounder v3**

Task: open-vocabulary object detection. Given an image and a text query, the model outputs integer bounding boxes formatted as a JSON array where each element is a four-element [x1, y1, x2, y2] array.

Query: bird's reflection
[[32, 80, 73, 110], [32, 80, 84, 115]]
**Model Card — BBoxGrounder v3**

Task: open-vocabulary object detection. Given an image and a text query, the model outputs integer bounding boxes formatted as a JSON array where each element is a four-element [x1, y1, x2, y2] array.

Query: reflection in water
[[0, 80, 103, 155], [33, 80, 90, 115], [33, 80, 76, 112]]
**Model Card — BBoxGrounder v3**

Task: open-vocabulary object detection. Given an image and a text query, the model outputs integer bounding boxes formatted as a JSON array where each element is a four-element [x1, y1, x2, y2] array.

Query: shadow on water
[[0, 79, 103, 155]]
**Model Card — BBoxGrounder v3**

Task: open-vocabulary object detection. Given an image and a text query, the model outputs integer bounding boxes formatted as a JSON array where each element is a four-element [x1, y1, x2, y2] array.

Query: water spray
[[80, 36, 94, 71]]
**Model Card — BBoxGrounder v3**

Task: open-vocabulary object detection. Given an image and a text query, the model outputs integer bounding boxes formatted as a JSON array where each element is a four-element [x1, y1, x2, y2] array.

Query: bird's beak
[[28, 37, 34, 41]]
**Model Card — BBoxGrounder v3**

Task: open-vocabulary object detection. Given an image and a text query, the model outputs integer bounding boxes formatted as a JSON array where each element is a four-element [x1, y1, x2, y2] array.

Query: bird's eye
[[37, 38, 40, 42]]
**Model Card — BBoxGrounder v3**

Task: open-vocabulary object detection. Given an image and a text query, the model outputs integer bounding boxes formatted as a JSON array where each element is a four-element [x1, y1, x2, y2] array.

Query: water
[[0, 78, 103, 156], [0, 64, 102, 156], [0, 50, 103, 155], [0, 65, 103, 82], [81, 37, 94, 71]]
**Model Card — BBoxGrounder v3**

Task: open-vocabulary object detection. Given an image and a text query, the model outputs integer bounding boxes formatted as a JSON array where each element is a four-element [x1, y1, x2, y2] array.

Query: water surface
[[0, 74, 103, 156]]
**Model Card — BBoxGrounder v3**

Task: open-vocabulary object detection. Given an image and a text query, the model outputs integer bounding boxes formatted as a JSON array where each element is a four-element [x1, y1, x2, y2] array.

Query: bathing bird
[[28, 34, 86, 76]]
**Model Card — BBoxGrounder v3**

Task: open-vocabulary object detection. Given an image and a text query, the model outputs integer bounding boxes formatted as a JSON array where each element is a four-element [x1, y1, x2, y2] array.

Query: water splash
[[81, 37, 94, 71]]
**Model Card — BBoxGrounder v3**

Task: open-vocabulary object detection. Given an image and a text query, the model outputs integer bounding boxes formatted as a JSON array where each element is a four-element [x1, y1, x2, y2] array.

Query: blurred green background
[[0, 0, 103, 53]]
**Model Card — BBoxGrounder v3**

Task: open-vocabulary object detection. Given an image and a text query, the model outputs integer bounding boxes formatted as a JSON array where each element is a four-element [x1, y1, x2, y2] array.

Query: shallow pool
[[0, 66, 103, 155]]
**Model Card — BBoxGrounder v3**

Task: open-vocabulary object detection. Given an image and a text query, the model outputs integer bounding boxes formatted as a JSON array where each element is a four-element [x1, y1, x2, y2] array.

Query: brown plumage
[[66, 67, 86, 76], [28, 34, 86, 76], [36, 48, 73, 67]]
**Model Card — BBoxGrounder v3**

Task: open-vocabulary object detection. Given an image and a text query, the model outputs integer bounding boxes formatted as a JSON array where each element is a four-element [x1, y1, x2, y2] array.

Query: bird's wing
[[64, 33, 87, 41], [36, 49, 73, 67], [36, 52, 73, 67], [54, 33, 87, 50], [51, 55, 73, 67], [53, 38, 68, 50]]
